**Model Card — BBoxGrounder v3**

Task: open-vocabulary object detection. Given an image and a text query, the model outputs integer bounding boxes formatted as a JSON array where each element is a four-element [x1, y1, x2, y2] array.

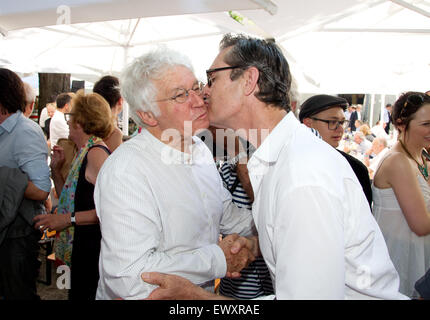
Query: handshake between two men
[[141, 234, 260, 300]]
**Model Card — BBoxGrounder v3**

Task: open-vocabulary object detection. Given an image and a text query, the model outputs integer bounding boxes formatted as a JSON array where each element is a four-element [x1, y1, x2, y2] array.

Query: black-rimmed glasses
[[205, 66, 245, 87], [311, 117, 349, 130], [155, 82, 204, 104]]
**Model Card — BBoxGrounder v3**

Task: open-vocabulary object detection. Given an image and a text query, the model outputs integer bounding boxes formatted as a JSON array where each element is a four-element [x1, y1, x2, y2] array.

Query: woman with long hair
[[372, 91, 430, 297]]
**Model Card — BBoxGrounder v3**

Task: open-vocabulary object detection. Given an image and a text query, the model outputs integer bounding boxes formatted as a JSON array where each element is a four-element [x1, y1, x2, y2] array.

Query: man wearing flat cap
[[299, 94, 372, 209]]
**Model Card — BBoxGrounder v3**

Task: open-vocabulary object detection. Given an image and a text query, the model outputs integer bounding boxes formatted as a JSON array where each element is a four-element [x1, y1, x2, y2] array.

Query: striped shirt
[[218, 162, 274, 299]]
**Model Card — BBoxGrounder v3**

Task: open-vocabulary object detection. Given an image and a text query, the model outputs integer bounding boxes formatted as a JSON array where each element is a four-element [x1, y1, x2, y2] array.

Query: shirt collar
[[0, 111, 22, 134], [141, 128, 209, 165], [250, 111, 299, 165]]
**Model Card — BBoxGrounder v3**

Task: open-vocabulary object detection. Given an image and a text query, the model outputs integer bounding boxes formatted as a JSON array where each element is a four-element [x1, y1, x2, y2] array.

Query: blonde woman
[[372, 92, 430, 297], [359, 124, 375, 142], [34, 93, 113, 300]]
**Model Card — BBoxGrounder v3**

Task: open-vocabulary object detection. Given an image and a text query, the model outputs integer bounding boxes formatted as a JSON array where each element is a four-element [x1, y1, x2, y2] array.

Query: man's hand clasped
[[219, 233, 257, 278]]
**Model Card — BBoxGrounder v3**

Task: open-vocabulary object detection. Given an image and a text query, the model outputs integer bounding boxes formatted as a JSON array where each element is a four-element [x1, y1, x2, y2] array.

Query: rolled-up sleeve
[[14, 126, 50, 192]]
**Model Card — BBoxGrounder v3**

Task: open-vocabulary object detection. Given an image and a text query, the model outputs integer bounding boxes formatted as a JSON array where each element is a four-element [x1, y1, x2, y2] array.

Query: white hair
[[23, 82, 36, 104], [120, 46, 194, 128], [354, 131, 365, 140]]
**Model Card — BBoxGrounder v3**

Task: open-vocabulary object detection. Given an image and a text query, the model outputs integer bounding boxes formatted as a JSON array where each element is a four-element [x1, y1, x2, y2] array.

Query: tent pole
[[370, 94, 375, 127], [380, 95, 386, 128], [122, 46, 129, 136], [389, 0, 430, 19]]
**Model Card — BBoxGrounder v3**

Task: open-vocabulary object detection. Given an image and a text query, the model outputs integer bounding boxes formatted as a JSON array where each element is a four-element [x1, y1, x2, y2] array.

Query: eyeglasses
[[311, 117, 349, 130], [156, 82, 204, 104], [64, 113, 74, 122], [205, 66, 245, 87]]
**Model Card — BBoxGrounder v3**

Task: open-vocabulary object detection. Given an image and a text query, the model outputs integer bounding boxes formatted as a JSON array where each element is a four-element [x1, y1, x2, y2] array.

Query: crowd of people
[[1, 32, 430, 301]]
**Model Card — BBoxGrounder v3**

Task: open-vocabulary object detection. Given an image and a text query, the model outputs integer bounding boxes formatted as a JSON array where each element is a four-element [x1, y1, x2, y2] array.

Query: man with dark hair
[[298, 94, 372, 209], [0, 68, 51, 300], [50, 92, 72, 147], [349, 105, 358, 132], [142, 34, 405, 300], [383, 103, 392, 134]]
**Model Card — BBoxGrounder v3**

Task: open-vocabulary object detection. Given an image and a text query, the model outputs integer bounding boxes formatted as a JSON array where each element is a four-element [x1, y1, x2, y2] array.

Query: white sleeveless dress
[[372, 174, 430, 297]]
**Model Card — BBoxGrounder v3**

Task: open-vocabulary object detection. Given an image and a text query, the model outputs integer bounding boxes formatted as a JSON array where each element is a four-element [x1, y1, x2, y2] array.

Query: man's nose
[[189, 90, 205, 107]]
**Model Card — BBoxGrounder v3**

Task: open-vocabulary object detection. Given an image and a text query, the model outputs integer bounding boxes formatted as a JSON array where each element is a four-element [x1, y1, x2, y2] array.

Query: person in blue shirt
[[0, 68, 51, 300]]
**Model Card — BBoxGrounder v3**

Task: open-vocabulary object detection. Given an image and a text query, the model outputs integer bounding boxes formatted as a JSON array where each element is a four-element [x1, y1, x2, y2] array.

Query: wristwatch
[[71, 211, 76, 226]]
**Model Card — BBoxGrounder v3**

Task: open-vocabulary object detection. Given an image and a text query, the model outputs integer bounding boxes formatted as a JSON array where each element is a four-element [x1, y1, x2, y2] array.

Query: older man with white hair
[[141, 33, 405, 300], [94, 47, 257, 300], [364, 137, 390, 179], [22, 82, 36, 118]]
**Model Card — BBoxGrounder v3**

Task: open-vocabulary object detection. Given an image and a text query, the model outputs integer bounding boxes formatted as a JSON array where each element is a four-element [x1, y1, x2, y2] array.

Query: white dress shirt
[[371, 124, 389, 139], [49, 110, 69, 147], [247, 112, 406, 300], [39, 107, 48, 128], [357, 139, 372, 155], [94, 129, 255, 300]]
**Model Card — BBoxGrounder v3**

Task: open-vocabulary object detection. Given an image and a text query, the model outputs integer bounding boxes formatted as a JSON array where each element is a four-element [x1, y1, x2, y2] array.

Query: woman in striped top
[[218, 137, 274, 299]]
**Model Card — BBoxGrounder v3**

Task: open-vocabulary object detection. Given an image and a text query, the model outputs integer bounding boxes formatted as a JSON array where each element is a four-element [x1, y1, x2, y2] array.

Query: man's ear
[[243, 66, 260, 96], [136, 110, 158, 127], [302, 117, 312, 128]]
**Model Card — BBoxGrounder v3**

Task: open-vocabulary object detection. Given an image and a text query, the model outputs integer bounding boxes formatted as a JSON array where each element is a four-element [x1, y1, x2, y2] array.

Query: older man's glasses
[[206, 66, 245, 87], [156, 82, 204, 104], [311, 117, 349, 130]]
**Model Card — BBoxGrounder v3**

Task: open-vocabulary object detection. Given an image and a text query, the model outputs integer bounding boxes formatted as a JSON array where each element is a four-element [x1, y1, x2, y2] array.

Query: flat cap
[[299, 94, 348, 122]]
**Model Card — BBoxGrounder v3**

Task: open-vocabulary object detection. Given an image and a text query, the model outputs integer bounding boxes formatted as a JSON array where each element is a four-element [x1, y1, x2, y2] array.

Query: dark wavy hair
[[220, 34, 292, 112], [0, 68, 26, 114], [392, 91, 430, 134], [93, 75, 121, 109]]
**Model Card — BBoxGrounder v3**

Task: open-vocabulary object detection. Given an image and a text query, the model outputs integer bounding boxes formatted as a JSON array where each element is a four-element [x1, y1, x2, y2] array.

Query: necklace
[[399, 139, 429, 181]]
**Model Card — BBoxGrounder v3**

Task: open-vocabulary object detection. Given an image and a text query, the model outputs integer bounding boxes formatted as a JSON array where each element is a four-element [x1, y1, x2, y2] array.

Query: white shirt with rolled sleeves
[[247, 112, 407, 300], [94, 129, 255, 300]]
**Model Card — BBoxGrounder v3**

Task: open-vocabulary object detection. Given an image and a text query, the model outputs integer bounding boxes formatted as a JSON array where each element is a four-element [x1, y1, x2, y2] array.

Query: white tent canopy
[[0, 0, 429, 100]]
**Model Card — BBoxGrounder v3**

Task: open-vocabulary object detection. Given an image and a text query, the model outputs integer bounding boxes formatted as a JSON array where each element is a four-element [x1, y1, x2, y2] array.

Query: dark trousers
[[0, 231, 41, 300]]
